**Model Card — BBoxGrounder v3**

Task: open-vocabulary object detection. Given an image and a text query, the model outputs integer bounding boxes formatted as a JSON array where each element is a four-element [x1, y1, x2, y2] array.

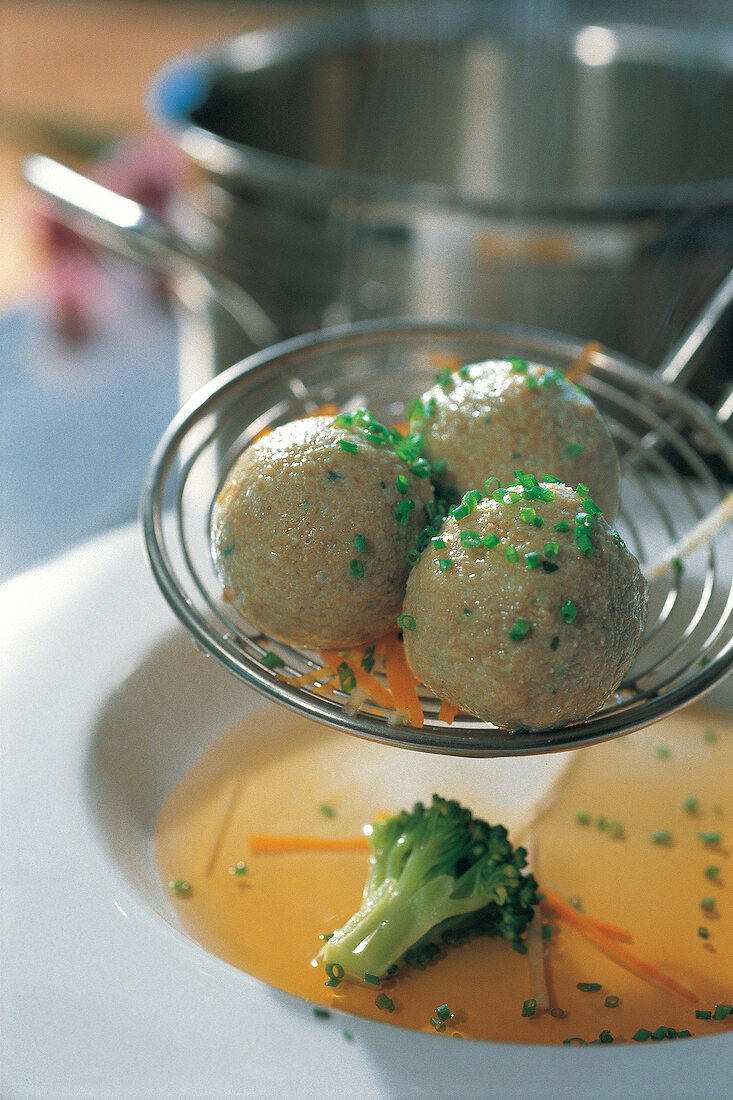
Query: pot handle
[[656, 265, 733, 425], [22, 153, 280, 350]]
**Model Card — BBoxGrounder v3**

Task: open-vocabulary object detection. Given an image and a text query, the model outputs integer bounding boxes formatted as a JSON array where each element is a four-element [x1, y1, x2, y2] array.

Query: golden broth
[[154, 704, 731, 1045]]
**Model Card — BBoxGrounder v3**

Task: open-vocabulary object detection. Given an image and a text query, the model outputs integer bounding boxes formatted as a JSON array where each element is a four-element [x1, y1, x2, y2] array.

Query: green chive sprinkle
[[705, 865, 721, 880], [604, 995, 620, 1008], [350, 559, 365, 579], [313, 1007, 331, 1019], [550, 635, 560, 650], [696, 1009, 712, 1019], [432, 536, 446, 549], [520, 506, 536, 524], [364, 973, 380, 985], [542, 923, 554, 941], [504, 545, 519, 563], [342, 1029, 354, 1041], [460, 530, 482, 548], [435, 1003, 451, 1022], [325, 963, 344, 980], [510, 358, 528, 373], [525, 551, 540, 569], [319, 804, 336, 819], [438, 557, 453, 572], [396, 473, 409, 494], [652, 830, 673, 845], [354, 533, 367, 553], [337, 662, 356, 692], [577, 982, 602, 993], [698, 926, 710, 939], [683, 796, 699, 814], [262, 651, 285, 670], [550, 1008, 566, 1019], [398, 614, 416, 631], [339, 438, 358, 454], [698, 831, 722, 847], [169, 879, 192, 896], [405, 549, 421, 566], [450, 502, 470, 520], [394, 499, 415, 525], [510, 618, 531, 641], [229, 861, 248, 876], [700, 897, 715, 913], [482, 532, 500, 548], [361, 646, 375, 673], [554, 521, 570, 532], [431, 1017, 446, 1033], [713, 1004, 732, 1020], [522, 998, 537, 1017], [544, 541, 559, 558], [375, 993, 395, 1012], [483, 477, 501, 494], [632, 1029, 652, 1042], [560, 599, 578, 623], [575, 811, 592, 825]]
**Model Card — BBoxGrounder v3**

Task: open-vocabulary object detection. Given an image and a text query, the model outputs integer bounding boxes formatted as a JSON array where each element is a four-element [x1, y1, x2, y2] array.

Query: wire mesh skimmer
[[142, 305, 733, 757]]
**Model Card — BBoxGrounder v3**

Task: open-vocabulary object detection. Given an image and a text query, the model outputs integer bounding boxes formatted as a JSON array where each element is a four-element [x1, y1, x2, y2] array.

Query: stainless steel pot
[[29, 1, 733, 402], [145, 0, 733, 397]]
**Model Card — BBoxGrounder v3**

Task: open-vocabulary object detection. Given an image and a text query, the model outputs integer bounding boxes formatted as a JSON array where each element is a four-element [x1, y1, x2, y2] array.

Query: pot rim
[[148, 0, 733, 222]]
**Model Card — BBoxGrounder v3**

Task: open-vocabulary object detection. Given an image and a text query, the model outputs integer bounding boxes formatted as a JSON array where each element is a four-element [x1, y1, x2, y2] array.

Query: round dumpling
[[402, 478, 647, 731], [410, 359, 620, 520], [211, 414, 435, 650]]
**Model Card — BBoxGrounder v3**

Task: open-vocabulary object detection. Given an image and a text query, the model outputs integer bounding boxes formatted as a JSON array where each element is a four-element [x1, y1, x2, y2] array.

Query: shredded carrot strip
[[438, 699, 460, 724], [249, 835, 370, 854], [382, 630, 424, 728], [541, 888, 699, 1004], [565, 340, 602, 384], [321, 648, 397, 711], [284, 667, 337, 688], [428, 352, 462, 372]]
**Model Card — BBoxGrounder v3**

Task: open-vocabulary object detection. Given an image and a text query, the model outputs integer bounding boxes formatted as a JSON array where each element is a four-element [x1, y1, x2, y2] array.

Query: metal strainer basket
[[141, 317, 733, 756]]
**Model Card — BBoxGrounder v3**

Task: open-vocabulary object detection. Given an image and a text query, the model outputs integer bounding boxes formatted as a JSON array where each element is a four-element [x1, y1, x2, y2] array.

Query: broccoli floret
[[322, 794, 539, 984]]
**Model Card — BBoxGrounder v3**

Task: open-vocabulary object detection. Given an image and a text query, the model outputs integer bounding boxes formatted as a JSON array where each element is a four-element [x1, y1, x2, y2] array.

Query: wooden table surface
[[0, 1, 305, 309]]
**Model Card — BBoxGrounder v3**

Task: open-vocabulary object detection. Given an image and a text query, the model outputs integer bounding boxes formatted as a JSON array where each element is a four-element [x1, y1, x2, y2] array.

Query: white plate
[[1, 525, 730, 1099]]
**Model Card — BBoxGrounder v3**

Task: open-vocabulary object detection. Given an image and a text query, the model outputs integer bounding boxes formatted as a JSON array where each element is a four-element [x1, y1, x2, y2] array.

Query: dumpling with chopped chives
[[211, 412, 435, 650], [410, 359, 620, 521]]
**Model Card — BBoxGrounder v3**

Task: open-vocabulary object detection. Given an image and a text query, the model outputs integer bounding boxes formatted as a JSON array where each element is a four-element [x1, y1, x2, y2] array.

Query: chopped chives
[[510, 618, 531, 641], [394, 499, 415, 525], [339, 438, 358, 453], [704, 865, 721, 880], [576, 982, 602, 993], [713, 1004, 732, 1020], [450, 502, 470, 520], [696, 1009, 712, 1020], [354, 533, 367, 553], [560, 599, 578, 623], [459, 530, 482, 548], [397, 614, 416, 631], [604, 995, 620, 1008], [632, 1029, 651, 1042], [325, 962, 344, 980], [435, 1003, 451, 1022], [319, 804, 336, 819], [520, 506, 537, 524], [544, 541, 559, 558], [554, 521, 570, 532], [504, 545, 520, 563], [549, 1008, 566, 1019], [350, 559, 365, 579], [698, 831, 722, 846], [482, 532, 500, 548], [313, 1006, 331, 1019], [361, 645, 375, 673], [438, 557, 453, 572], [510, 358, 528, 373], [432, 536, 446, 549], [229, 861, 248, 876], [683, 796, 699, 814], [364, 973, 381, 986], [651, 829, 673, 845], [405, 549, 421, 565], [262, 651, 285, 670], [522, 998, 537, 1017], [375, 993, 395, 1012], [525, 551, 540, 569], [700, 897, 715, 913], [550, 635, 560, 650], [574, 810, 592, 825], [396, 473, 409, 494], [697, 926, 710, 939], [483, 476, 501, 494], [169, 879, 192, 896], [337, 662, 356, 692]]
